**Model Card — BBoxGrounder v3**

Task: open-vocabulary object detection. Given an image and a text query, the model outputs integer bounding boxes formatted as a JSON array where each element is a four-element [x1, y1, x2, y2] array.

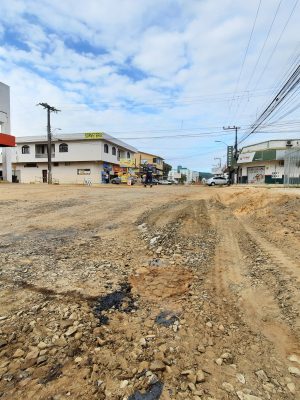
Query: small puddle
[[128, 382, 164, 400], [93, 283, 137, 325]]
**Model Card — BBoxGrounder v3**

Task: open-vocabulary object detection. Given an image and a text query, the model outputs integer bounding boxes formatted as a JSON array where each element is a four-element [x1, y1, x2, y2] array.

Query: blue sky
[[0, 0, 299, 171]]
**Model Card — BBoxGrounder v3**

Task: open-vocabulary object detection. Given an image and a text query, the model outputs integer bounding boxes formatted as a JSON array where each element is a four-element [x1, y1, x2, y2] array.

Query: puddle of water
[[128, 382, 164, 400]]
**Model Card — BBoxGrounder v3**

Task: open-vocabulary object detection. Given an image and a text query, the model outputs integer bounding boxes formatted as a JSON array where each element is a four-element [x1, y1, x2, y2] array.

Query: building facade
[[237, 139, 300, 184], [0, 82, 15, 182], [0, 132, 137, 184], [134, 151, 164, 178]]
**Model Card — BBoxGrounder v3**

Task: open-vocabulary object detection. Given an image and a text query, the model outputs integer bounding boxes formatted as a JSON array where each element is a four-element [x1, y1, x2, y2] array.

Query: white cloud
[[0, 0, 299, 171]]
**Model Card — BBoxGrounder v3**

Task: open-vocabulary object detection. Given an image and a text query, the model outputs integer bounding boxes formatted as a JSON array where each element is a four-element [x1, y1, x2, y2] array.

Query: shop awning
[[0, 133, 15, 147]]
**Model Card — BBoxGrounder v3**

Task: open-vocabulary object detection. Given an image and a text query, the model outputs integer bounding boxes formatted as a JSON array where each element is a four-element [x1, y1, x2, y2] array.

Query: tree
[[163, 162, 172, 179], [178, 174, 187, 184]]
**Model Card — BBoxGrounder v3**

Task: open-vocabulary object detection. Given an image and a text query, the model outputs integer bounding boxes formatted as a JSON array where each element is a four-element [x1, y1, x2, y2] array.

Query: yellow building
[[134, 151, 164, 177]]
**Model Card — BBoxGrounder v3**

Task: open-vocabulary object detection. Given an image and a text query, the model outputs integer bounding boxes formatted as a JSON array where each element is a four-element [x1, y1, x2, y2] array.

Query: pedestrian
[[144, 164, 153, 188]]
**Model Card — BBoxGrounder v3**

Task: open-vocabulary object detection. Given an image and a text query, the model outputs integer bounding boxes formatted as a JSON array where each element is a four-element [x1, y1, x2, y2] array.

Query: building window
[[279, 160, 284, 166], [59, 143, 68, 153], [22, 145, 30, 154], [112, 146, 116, 156], [65, 162, 71, 166], [117, 149, 121, 159], [53, 162, 59, 167], [104, 144, 109, 154], [127, 151, 131, 159]]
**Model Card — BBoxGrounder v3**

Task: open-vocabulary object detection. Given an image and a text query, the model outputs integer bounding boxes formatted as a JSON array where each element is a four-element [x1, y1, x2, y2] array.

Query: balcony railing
[[35, 153, 55, 158]]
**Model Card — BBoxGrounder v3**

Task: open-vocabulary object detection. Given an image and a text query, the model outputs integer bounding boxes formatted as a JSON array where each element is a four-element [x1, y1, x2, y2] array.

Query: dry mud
[[0, 184, 299, 400]]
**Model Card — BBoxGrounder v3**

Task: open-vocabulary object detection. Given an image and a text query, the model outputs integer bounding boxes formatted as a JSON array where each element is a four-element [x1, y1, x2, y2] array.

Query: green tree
[[178, 174, 187, 184]]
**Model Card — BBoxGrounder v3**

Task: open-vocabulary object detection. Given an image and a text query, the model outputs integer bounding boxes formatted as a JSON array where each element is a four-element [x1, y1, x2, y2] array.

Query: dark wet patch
[[40, 364, 62, 384], [155, 311, 178, 327], [128, 382, 164, 400], [93, 282, 137, 325]]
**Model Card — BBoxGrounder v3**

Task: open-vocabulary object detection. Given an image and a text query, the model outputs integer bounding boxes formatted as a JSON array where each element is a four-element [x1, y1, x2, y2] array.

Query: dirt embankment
[[0, 184, 299, 400]]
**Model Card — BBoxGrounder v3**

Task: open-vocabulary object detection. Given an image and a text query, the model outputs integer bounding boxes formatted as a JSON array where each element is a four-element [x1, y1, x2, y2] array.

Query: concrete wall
[[242, 139, 300, 152], [0, 82, 10, 134], [0, 82, 12, 182], [10, 161, 104, 184], [240, 160, 285, 183], [4, 140, 135, 164]]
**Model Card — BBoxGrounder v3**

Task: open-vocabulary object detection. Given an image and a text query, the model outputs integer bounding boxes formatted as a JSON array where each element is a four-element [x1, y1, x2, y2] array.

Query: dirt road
[[0, 184, 299, 400]]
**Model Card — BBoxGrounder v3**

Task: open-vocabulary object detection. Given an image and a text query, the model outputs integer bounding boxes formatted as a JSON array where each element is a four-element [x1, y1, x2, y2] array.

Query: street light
[[215, 140, 229, 146]]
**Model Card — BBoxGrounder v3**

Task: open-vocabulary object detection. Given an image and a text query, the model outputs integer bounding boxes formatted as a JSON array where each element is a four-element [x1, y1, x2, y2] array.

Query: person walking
[[144, 164, 153, 187]]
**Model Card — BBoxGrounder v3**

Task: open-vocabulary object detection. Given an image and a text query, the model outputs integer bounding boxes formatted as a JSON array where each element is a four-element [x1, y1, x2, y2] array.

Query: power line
[[239, 64, 300, 144], [227, 0, 262, 120], [233, 0, 283, 121], [253, 0, 299, 91]]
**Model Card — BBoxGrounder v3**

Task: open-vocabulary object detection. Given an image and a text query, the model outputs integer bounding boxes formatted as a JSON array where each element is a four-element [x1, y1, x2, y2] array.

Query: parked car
[[111, 177, 121, 184], [206, 176, 230, 186], [159, 180, 172, 185], [142, 178, 159, 185]]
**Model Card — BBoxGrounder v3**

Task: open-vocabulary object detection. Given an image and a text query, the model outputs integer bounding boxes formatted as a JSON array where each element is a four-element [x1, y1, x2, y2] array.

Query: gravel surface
[[0, 183, 299, 399]]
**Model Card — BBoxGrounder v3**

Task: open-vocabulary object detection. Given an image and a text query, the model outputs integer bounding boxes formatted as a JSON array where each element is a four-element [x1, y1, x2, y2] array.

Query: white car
[[206, 176, 230, 186]]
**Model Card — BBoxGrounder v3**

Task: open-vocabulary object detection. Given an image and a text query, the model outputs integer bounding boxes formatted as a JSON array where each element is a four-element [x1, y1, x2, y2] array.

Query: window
[[22, 145, 30, 154], [153, 158, 157, 163], [127, 151, 131, 159], [59, 143, 68, 153], [53, 162, 59, 167], [65, 162, 71, 166], [112, 146, 116, 156], [279, 160, 284, 166], [117, 149, 121, 159], [104, 144, 109, 153]]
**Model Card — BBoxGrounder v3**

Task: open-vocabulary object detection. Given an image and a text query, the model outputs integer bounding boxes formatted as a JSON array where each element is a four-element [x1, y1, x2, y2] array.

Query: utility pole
[[37, 103, 60, 184], [223, 126, 240, 183]]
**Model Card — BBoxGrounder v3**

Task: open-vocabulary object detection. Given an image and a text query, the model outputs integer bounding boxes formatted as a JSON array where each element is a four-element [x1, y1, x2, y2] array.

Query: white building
[[237, 139, 300, 184], [0, 132, 137, 184], [168, 170, 181, 182], [0, 82, 14, 182], [169, 167, 200, 183]]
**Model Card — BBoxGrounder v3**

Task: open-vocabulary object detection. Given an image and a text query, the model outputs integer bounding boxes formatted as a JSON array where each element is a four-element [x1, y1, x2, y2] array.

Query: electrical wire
[[253, 0, 299, 91], [233, 0, 283, 122], [227, 0, 262, 120]]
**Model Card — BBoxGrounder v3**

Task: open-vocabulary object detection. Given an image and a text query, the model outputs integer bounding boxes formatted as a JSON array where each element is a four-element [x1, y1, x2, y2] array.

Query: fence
[[284, 148, 300, 185]]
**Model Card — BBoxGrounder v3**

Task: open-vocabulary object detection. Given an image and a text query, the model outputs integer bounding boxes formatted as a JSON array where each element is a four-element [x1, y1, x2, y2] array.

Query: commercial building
[[237, 139, 300, 184], [0, 132, 137, 184], [0, 82, 15, 182], [168, 166, 201, 183], [133, 151, 164, 178]]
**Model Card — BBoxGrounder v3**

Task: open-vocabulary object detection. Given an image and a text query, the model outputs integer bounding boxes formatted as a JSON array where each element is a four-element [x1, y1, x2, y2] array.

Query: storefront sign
[[237, 152, 255, 163], [119, 158, 135, 167], [77, 169, 91, 175], [84, 132, 103, 139]]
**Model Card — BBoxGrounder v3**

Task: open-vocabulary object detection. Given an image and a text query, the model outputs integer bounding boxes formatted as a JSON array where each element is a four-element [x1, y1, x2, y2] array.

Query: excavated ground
[[0, 184, 299, 400]]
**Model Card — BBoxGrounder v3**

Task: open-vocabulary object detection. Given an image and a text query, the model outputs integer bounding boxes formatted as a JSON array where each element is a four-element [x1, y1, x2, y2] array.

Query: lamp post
[[215, 140, 229, 147]]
